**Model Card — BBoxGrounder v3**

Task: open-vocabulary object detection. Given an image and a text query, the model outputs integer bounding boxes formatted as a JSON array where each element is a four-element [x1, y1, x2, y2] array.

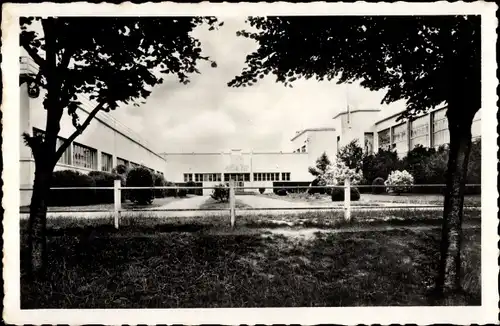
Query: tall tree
[[228, 16, 480, 296], [308, 152, 331, 177], [337, 139, 364, 172], [20, 16, 220, 276]]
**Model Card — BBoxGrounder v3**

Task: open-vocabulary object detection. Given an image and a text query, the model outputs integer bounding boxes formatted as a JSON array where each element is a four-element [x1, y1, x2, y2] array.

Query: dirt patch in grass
[[20, 227, 480, 308], [199, 197, 252, 210]]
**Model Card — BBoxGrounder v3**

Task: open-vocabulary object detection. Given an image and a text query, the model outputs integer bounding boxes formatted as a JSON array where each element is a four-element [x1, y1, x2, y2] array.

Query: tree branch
[[53, 101, 106, 164], [21, 42, 46, 72]]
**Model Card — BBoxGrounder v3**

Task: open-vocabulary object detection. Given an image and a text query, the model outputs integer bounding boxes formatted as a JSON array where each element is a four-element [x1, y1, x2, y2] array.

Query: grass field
[[199, 197, 252, 210], [262, 192, 481, 207], [20, 223, 480, 308], [19, 196, 183, 213]]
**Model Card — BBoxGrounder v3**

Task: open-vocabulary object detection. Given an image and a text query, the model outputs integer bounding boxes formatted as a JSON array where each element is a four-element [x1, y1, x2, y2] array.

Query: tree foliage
[[21, 16, 220, 163], [228, 16, 480, 120], [337, 139, 364, 172], [229, 15, 481, 296], [308, 152, 332, 177]]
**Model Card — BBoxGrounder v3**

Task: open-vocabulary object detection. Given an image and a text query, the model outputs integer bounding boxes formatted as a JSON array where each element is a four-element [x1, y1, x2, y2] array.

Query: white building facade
[[20, 57, 167, 205], [163, 107, 482, 194]]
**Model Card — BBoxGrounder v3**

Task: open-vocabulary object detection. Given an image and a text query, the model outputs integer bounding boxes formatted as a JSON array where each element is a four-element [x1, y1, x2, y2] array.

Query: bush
[[112, 164, 129, 175], [259, 187, 265, 194], [385, 170, 414, 194], [185, 180, 197, 195], [331, 187, 361, 202], [177, 188, 187, 198], [371, 177, 386, 194], [153, 173, 167, 198], [126, 167, 154, 205], [362, 148, 402, 184], [211, 183, 229, 202], [88, 171, 118, 203], [308, 177, 326, 195], [276, 188, 287, 196], [48, 170, 96, 206], [165, 181, 177, 197]]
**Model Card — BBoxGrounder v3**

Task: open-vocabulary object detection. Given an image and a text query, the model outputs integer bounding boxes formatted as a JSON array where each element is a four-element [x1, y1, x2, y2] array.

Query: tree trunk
[[435, 109, 475, 295], [28, 163, 52, 277]]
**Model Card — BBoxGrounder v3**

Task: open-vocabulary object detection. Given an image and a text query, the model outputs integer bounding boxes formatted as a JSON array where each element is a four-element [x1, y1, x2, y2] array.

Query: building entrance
[[224, 173, 250, 194]]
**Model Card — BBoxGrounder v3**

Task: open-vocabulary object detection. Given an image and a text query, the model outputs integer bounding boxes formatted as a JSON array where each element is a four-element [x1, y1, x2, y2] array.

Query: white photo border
[[2, 2, 498, 324]]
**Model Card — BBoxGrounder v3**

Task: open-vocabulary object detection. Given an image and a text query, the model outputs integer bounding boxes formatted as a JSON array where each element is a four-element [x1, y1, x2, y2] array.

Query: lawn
[[261, 192, 481, 207], [20, 224, 480, 308], [199, 196, 252, 210], [19, 196, 183, 213]]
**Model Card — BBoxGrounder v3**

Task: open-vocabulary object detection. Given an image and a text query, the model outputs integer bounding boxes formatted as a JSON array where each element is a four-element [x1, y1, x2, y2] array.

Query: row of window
[[32, 128, 160, 174], [376, 108, 475, 153], [293, 145, 307, 154], [183, 172, 292, 182]]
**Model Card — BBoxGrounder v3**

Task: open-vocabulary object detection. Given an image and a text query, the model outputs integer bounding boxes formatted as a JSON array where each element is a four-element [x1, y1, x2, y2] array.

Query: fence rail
[[20, 181, 481, 229]]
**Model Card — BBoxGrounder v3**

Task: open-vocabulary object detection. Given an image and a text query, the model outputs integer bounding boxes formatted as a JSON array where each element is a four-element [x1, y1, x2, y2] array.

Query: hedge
[[48, 170, 97, 206], [126, 167, 154, 205]]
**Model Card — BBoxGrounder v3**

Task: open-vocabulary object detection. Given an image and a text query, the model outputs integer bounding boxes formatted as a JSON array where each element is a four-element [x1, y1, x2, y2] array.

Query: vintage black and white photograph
[[2, 2, 498, 325]]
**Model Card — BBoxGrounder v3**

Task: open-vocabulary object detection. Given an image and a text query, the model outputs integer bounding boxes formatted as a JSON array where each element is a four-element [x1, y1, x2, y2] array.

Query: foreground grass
[[26, 207, 481, 232], [20, 226, 480, 308], [199, 197, 252, 210]]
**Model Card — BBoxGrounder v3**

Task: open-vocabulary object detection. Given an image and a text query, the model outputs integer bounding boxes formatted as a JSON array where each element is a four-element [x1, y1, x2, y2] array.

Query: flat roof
[[290, 128, 336, 142], [332, 108, 381, 120], [374, 105, 448, 126]]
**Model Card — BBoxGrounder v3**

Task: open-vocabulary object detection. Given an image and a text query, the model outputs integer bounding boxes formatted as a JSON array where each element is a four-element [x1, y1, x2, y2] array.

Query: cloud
[[109, 17, 406, 154]]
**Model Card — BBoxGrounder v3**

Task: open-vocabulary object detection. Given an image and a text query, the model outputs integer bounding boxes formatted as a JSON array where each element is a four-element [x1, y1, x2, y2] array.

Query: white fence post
[[344, 178, 351, 222], [113, 179, 122, 229], [229, 180, 236, 228]]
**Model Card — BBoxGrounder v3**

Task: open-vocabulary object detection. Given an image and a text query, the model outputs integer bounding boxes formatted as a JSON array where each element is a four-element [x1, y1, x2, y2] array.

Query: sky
[[25, 17, 407, 154]]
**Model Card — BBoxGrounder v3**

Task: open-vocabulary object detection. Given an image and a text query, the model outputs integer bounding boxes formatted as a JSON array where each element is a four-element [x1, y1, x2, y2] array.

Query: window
[[432, 109, 450, 147], [101, 152, 113, 172], [301, 145, 306, 153], [184, 173, 193, 182], [282, 172, 291, 181], [32, 128, 72, 165], [378, 128, 391, 150], [391, 123, 408, 154], [364, 132, 374, 154], [117, 157, 128, 167], [244, 173, 250, 182], [73, 142, 97, 169], [337, 136, 341, 153], [410, 116, 429, 149]]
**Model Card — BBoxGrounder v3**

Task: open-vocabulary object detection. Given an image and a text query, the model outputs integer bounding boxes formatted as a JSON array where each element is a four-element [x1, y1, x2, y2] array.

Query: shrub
[[323, 160, 363, 186], [88, 171, 117, 203], [177, 188, 187, 198], [259, 187, 265, 194], [371, 177, 386, 194], [112, 164, 129, 175], [277, 188, 288, 196], [385, 170, 414, 194], [185, 180, 197, 195], [48, 170, 96, 206], [362, 148, 402, 184], [211, 183, 229, 202], [165, 181, 177, 197], [126, 167, 154, 205], [153, 173, 167, 198], [331, 187, 361, 202], [308, 177, 326, 195]]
